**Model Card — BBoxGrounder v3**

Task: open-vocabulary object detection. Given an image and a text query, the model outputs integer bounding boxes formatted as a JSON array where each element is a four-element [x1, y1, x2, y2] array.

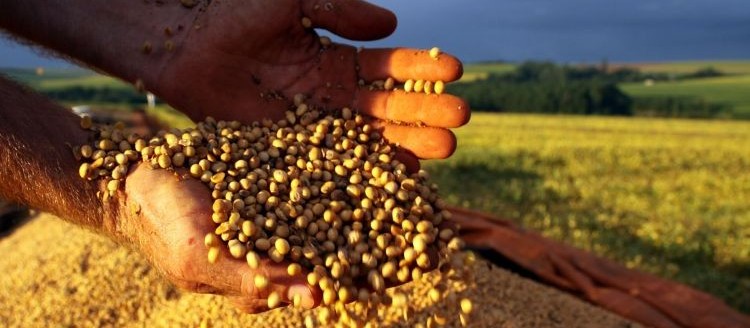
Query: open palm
[[122, 164, 319, 313], [156, 0, 469, 161]]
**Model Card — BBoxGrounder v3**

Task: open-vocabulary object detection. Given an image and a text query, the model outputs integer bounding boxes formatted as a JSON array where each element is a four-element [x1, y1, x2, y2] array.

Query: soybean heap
[[75, 95, 473, 327]]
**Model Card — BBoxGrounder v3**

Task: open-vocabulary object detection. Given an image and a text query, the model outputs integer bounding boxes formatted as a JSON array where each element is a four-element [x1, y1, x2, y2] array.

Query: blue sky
[[2, 0, 749, 67]]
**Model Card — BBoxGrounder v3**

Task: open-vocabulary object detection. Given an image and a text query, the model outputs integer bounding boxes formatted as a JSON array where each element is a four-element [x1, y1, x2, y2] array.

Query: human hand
[[1, 0, 469, 163], [119, 163, 320, 313], [155, 0, 469, 164], [118, 159, 442, 313]]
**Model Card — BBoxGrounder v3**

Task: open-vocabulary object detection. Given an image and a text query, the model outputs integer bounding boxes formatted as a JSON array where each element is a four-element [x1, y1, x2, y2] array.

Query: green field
[[622, 74, 750, 118], [463, 60, 750, 77], [462, 60, 750, 118], [1, 67, 127, 89], [460, 62, 516, 82], [623, 60, 750, 75], [619, 60, 750, 118], [425, 113, 750, 313]]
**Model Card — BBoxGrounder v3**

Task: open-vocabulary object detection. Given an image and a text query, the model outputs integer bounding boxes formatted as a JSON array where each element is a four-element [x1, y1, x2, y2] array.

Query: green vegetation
[[148, 104, 193, 129], [1, 67, 193, 128], [1, 67, 141, 106], [1, 67, 126, 89], [2, 67, 90, 86], [425, 113, 750, 313], [466, 60, 750, 78], [448, 62, 632, 115], [630, 96, 730, 119], [622, 75, 750, 118], [460, 62, 516, 82], [41, 86, 148, 106], [621, 62, 750, 118], [626, 60, 750, 75], [450, 61, 634, 116], [460, 60, 750, 119]]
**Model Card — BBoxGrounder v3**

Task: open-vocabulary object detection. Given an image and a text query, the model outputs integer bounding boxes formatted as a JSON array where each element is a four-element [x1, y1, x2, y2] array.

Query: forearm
[[0, 0, 196, 91], [0, 76, 120, 236]]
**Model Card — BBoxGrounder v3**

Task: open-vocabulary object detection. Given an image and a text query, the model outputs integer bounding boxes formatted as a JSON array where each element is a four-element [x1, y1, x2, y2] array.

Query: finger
[[438, 219, 460, 234], [194, 241, 320, 310], [358, 48, 463, 82], [217, 257, 321, 310], [369, 120, 457, 159], [227, 296, 272, 314], [354, 90, 470, 128], [426, 245, 440, 272], [394, 149, 420, 173], [302, 0, 396, 41]]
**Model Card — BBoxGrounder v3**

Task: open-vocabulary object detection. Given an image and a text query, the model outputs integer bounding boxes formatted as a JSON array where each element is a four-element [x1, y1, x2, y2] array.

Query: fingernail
[[289, 284, 314, 309]]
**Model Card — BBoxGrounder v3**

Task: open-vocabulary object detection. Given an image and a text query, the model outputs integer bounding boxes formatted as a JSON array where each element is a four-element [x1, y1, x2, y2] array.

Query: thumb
[[302, 0, 397, 41], [206, 249, 321, 312]]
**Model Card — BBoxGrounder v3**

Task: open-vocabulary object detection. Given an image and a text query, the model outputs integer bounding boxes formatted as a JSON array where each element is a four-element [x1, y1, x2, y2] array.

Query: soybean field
[[425, 113, 750, 313]]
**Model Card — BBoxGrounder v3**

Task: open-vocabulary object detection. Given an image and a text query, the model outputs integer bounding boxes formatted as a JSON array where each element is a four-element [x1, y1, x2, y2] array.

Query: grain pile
[[0, 214, 636, 327], [75, 96, 472, 326]]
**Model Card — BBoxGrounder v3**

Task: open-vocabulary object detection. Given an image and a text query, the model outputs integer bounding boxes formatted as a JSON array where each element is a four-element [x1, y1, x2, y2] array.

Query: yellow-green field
[[424, 113, 750, 313], [1, 67, 126, 89], [460, 62, 516, 82], [622, 74, 750, 117]]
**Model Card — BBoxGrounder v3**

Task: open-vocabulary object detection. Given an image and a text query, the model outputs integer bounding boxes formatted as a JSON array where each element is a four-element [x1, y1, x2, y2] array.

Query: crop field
[[622, 74, 750, 118], [623, 60, 750, 75], [1, 67, 126, 89], [424, 113, 750, 313], [460, 62, 516, 82], [461, 60, 750, 118], [463, 60, 750, 77]]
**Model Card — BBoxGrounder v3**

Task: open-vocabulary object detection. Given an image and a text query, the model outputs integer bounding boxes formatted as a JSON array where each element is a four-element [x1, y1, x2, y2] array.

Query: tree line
[[448, 61, 729, 118], [42, 86, 151, 106]]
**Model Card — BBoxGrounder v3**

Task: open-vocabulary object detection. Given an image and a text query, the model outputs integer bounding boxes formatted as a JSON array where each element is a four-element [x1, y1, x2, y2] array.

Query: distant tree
[[599, 58, 609, 74], [681, 67, 724, 79], [632, 96, 730, 118], [448, 61, 633, 116], [42, 86, 151, 105]]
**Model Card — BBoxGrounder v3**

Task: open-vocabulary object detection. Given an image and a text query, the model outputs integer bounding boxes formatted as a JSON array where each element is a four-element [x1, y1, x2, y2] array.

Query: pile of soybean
[[75, 96, 474, 327], [0, 215, 639, 327]]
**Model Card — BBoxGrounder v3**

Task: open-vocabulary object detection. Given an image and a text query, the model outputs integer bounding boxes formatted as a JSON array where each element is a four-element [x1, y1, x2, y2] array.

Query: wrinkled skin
[[157, 0, 469, 163], [123, 164, 319, 313], [122, 160, 441, 314]]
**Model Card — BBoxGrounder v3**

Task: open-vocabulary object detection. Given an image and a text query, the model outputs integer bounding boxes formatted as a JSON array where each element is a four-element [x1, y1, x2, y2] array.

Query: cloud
[[2, 0, 749, 67]]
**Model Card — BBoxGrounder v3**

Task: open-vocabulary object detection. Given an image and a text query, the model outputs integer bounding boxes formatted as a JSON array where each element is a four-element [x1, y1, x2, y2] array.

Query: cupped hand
[[120, 163, 321, 313], [156, 0, 469, 164], [117, 161, 442, 313]]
